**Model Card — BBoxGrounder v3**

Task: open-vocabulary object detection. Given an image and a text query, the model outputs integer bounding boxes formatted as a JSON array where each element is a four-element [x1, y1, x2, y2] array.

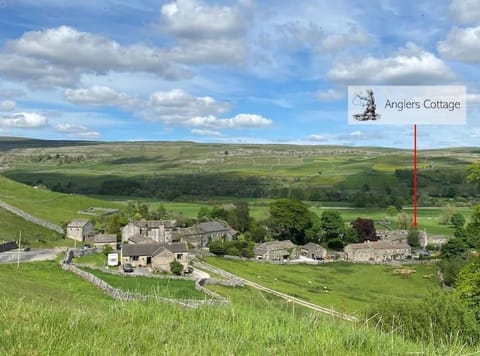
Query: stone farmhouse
[[344, 241, 411, 263], [377, 229, 429, 248], [93, 234, 117, 250], [254, 240, 298, 261], [173, 220, 238, 247], [122, 219, 175, 244], [121, 242, 189, 272], [301, 242, 327, 260], [66, 219, 95, 242]]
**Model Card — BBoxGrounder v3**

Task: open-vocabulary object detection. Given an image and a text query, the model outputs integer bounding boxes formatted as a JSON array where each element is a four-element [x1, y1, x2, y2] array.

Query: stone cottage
[[121, 242, 189, 272], [121, 219, 175, 244], [66, 219, 95, 242], [301, 242, 327, 260], [344, 241, 411, 262], [254, 240, 298, 261], [93, 234, 117, 250], [173, 220, 238, 247]]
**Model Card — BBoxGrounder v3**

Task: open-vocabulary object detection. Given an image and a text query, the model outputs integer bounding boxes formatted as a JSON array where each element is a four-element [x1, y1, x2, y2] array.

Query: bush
[[169, 260, 184, 275], [367, 291, 480, 346]]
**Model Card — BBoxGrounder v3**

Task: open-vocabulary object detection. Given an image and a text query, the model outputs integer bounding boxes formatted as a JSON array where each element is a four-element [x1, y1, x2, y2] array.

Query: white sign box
[[348, 86, 466, 125], [107, 253, 118, 266]]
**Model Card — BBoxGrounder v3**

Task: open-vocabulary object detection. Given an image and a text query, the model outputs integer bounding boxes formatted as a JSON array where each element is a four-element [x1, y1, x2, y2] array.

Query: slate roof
[[93, 234, 117, 243], [122, 242, 188, 257], [345, 241, 410, 251], [257, 240, 296, 251], [128, 219, 174, 228], [67, 219, 92, 228], [197, 221, 227, 233], [302, 242, 326, 251]]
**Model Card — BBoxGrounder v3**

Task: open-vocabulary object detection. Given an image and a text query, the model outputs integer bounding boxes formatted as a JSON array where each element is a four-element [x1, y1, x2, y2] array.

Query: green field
[[205, 257, 440, 314], [81, 267, 205, 300], [2, 139, 478, 206], [0, 175, 123, 225], [0, 207, 63, 243], [0, 260, 473, 355]]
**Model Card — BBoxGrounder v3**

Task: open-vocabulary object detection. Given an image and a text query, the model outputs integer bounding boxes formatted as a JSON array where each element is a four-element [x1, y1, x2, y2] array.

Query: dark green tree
[[170, 260, 184, 275], [450, 212, 466, 229], [320, 210, 345, 242], [269, 199, 314, 244], [407, 229, 420, 248]]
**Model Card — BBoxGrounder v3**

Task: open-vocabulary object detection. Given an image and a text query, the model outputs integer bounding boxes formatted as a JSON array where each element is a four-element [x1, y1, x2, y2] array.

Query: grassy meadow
[[81, 267, 205, 300], [0, 207, 63, 243], [0, 175, 123, 225], [205, 257, 440, 314], [0, 260, 475, 355]]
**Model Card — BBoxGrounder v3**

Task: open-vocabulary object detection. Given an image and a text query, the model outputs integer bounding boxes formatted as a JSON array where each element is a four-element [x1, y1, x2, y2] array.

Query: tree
[[232, 201, 250, 233], [320, 210, 345, 242], [397, 212, 412, 230], [441, 238, 469, 259], [407, 229, 420, 248], [440, 205, 455, 225], [269, 199, 314, 244], [170, 260, 184, 275], [386, 205, 397, 217], [351, 218, 377, 242], [249, 220, 267, 243], [209, 240, 225, 255], [456, 258, 480, 322], [197, 207, 210, 221], [450, 212, 466, 228]]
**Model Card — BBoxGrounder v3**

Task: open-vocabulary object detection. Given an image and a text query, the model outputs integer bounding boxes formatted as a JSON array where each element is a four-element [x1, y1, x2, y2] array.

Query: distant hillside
[[0, 175, 122, 225], [0, 137, 478, 205]]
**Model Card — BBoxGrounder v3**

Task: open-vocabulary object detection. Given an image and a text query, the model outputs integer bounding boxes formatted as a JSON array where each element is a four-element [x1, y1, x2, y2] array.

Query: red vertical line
[[414, 124, 417, 228]]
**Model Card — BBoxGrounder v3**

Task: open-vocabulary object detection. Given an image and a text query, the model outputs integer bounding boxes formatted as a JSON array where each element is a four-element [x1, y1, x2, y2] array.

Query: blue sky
[[0, 0, 479, 148]]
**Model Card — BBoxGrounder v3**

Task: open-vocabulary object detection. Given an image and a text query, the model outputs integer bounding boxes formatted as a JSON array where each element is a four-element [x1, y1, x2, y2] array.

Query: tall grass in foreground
[[0, 297, 476, 356]]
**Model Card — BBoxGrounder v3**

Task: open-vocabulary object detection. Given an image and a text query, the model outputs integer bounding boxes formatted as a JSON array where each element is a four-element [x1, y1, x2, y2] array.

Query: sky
[[0, 0, 479, 148]]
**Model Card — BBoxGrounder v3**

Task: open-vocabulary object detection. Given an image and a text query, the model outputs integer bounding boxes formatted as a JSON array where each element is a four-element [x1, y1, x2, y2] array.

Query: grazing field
[[205, 257, 440, 314], [2, 139, 478, 205], [0, 207, 63, 243], [0, 175, 123, 225], [81, 267, 206, 300], [0, 260, 473, 355]]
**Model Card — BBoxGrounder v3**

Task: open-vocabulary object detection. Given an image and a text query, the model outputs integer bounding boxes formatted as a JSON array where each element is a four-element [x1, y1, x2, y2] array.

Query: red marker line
[[413, 124, 417, 228]]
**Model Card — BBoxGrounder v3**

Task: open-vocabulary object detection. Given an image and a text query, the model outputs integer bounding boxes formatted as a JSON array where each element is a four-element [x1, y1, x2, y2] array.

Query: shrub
[[170, 260, 184, 275], [367, 291, 480, 346]]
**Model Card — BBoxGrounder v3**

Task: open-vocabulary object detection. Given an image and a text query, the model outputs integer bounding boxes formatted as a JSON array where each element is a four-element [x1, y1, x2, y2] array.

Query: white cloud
[[64, 85, 141, 109], [190, 129, 223, 136], [268, 22, 371, 54], [143, 89, 229, 124], [328, 43, 454, 84], [316, 88, 344, 102], [161, 0, 248, 65], [307, 134, 329, 142], [450, 0, 480, 24], [0, 26, 190, 88], [468, 93, 480, 104], [321, 26, 371, 53], [186, 113, 272, 129], [438, 26, 480, 62], [0, 100, 16, 111], [1, 112, 47, 128], [161, 0, 247, 39], [55, 122, 100, 139]]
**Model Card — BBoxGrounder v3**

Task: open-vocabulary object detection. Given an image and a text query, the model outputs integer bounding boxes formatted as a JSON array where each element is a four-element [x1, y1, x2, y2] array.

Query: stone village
[[65, 217, 438, 273]]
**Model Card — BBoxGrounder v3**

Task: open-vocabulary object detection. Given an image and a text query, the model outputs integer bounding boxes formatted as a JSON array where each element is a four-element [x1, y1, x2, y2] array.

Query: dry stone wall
[[0, 200, 64, 234]]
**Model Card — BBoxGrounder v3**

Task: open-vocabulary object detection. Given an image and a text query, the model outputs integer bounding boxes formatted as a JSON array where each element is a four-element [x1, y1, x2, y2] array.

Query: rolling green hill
[[0, 260, 475, 355], [0, 175, 122, 225], [1, 137, 478, 204], [0, 207, 63, 243]]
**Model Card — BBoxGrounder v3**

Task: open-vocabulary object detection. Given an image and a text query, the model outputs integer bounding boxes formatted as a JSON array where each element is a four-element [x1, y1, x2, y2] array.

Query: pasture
[[205, 257, 440, 314]]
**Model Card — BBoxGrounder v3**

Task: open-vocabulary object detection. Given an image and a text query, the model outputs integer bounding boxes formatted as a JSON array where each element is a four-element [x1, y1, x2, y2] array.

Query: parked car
[[122, 263, 134, 273]]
